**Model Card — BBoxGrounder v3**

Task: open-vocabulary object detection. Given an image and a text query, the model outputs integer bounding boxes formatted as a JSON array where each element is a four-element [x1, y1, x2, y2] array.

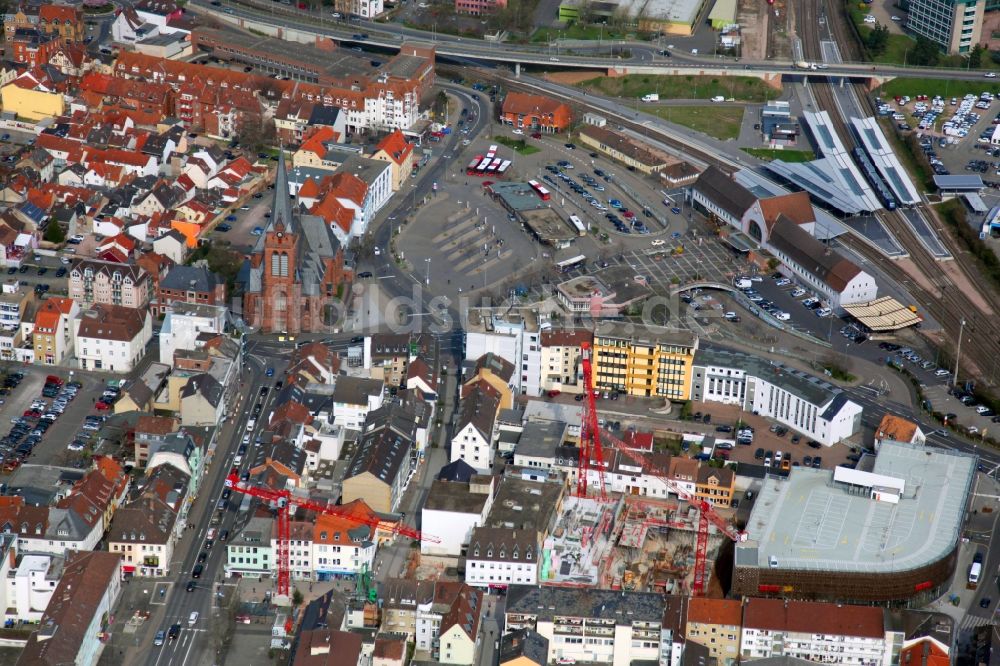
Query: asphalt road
[[142, 338, 290, 666], [192, 0, 1000, 82]]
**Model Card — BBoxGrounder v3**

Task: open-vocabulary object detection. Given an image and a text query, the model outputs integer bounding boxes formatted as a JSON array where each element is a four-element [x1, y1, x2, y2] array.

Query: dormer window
[[487, 549, 493, 558], [526, 551, 532, 560]]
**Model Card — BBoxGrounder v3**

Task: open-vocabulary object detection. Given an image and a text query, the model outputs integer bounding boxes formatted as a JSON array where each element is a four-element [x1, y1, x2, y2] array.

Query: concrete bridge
[[194, 0, 960, 91]]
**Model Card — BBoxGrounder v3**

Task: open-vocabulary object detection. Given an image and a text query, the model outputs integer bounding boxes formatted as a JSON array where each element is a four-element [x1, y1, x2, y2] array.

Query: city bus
[[528, 180, 551, 201], [556, 254, 587, 273], [498, 160, 511, 175], [568, 214, 587, 236], [466, 156, 483, 176]]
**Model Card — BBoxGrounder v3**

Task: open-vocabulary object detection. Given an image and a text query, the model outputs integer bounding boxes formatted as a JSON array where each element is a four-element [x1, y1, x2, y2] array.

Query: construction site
[[539, 494, 730, 596]]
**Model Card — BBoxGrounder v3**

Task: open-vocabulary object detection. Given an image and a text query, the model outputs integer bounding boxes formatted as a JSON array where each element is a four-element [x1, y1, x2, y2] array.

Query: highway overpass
[[192, 0, 1000, 88]]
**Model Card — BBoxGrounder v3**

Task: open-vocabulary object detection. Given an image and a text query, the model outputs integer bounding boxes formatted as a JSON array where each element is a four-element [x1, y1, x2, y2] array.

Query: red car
[[531, 132, 542, 139], [622, 210, 635, 219], [95, 401, 111, 411], [22, 410, 39, 418]]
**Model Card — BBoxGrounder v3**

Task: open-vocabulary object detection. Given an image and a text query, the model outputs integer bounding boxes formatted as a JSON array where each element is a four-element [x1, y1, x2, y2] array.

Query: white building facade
[[465, 315, 541, 396], [691, 349, 863, 447]]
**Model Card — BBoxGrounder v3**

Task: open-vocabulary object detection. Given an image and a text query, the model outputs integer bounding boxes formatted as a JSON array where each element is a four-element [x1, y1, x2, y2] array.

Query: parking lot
[[881, 90, 1000, 204], [924, 383, 1000, 437], [0, 366, 116, 474]]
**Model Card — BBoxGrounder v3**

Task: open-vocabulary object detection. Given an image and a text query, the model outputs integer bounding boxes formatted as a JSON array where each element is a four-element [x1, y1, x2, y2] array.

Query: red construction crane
[[577, 342, 744, 596], [577, 342, 607, 501], [224, 472, 433, 597]]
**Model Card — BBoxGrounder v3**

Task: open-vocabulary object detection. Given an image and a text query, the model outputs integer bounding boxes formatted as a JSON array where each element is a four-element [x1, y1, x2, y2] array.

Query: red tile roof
[[742, 598, 884, 639], [375, 129, 413, 166]]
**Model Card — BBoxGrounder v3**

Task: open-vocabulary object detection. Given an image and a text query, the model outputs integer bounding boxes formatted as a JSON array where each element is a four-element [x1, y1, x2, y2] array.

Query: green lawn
[[741, 148, 815, 162], [532, 24, 637, 43], [877, 77, 1000, 100], [493, 135, 541, 154], [645, 106, 746, 141], [577, 74, 777, 103]]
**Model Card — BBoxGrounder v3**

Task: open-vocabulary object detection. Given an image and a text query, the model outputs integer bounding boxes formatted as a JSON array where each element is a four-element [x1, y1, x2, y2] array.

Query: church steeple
[[268, 147, 294, 233]]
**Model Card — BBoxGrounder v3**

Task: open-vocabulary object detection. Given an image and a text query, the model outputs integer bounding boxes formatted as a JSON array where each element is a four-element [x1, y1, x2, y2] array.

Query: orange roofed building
[[685, 598, 742, 665], [312, 500, 379, 578], [32, 296, 78, 365], [501, 92, 572, 133], [373, 129, 415, 191], [874, 413, 925, 449]]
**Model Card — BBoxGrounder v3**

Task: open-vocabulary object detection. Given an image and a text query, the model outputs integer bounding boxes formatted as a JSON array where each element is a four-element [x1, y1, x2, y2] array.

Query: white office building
[[691, 348, 862, 446]]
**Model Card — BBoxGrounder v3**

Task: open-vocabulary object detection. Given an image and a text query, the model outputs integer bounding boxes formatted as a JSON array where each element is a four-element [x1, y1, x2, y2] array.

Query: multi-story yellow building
[[592, 325, 698, 400]]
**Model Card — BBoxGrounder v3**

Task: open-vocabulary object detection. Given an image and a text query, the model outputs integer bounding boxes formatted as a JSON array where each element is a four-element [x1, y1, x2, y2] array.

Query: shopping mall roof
[[737, 440, 975, 574], [843, 296, 922, 331]]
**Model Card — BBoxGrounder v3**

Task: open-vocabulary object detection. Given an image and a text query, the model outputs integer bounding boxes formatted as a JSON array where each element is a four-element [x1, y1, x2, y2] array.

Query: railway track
[[794, 0, 1000, 383]]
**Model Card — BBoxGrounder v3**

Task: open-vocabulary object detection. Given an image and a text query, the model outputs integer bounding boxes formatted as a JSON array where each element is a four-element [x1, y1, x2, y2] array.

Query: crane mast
[[576, 342, 744, 595]]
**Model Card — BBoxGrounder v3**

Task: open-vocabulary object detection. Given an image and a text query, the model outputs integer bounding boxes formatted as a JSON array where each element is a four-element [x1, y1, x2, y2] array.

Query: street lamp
[[425, 258, 431, 285], [953, 318, 966, 387]]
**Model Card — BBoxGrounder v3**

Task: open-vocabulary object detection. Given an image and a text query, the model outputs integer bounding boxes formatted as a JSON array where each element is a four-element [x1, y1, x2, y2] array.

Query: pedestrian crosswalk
[[960, 612, 995, 631]]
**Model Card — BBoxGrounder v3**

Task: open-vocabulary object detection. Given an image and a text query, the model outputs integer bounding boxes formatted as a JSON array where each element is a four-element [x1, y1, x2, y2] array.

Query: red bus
[[528, 180, 551, 201], [466, 156, 483, 176]]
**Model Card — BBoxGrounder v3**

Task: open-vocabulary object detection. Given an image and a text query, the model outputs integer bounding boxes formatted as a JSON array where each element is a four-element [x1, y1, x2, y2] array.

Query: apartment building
[[592, 324, 698, 400], [505, 586, 664, 666], [16, 551, 123, 666], [451, 379, 502, 473], [740, 598, 888, 664], [312, 502, 378, 580], [539, 328, 591, 394], [465, 311, 541, 396], [225, 516, 272, 578], [465, 527, 539, 588], [685, 598, 742, 666], [32, 297, 78, 365], [106, 464, 190, 578], [414, 582, 484, 665], [68, 258, 150, 309], [74, 304, 152, 373]]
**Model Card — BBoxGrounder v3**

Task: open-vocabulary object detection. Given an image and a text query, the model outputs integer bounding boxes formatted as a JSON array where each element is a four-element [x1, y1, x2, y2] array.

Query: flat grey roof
[[514, 421, 568, 459], [505, 585, 665, 623], [424, 480, 490, 513], [934, 174, 984, 191], [739, 440, 976, 574], [695, 346, 840, 407], [487, 477, 562, 532]]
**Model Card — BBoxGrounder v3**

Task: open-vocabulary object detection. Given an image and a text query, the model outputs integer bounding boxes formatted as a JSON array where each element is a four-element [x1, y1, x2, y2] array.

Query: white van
[[711, 95, 725, 103], [188, 611, 199, 626], [246, 418, 256, 432]]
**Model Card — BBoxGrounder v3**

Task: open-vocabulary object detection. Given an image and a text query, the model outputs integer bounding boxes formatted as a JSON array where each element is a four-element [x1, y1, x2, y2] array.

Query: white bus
[[555, 254, 587, 272], [568, 214, 587, 236]]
